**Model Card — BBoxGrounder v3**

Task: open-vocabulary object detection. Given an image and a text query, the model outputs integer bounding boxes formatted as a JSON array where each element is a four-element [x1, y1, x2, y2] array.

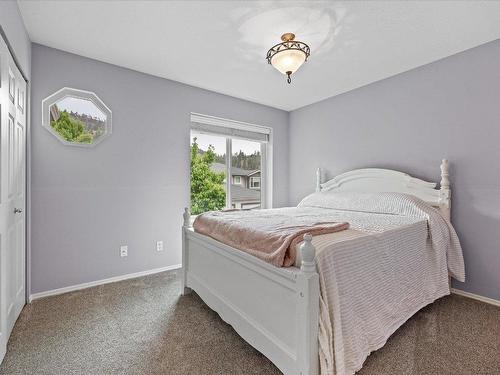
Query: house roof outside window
[[210, 163, 261, 205], [230, 184, 260, 201]]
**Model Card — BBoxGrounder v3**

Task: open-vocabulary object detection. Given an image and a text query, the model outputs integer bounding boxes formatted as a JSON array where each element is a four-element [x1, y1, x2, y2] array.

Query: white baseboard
[[29, 264, 182, 302], [29, 268, 499, 307], [451, 288, 500, 307]]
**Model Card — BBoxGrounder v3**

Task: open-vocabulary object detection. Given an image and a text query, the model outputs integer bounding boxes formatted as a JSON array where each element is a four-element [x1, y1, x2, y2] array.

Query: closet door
[[0, 36, 27, 362]]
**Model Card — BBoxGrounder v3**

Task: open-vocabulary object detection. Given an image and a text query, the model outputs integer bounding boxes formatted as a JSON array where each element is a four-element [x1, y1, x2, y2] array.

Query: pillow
[[298, 191, 436, 218]]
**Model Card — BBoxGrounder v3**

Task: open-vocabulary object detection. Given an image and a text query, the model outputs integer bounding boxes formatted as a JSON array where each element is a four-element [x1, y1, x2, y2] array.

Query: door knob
[[13, 208, 22, 214]]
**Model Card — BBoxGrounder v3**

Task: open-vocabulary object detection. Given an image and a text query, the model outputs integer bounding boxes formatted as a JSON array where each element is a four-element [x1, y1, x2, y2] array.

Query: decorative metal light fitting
[[266, 33, 310, 84]]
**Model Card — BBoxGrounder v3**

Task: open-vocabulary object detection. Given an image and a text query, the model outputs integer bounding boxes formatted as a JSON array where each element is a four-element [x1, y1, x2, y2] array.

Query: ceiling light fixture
[[266, 33, 310, 84]]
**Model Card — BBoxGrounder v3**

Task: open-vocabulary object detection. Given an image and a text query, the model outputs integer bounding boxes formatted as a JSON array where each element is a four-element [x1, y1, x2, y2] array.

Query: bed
[[181, 159, 465, 375]]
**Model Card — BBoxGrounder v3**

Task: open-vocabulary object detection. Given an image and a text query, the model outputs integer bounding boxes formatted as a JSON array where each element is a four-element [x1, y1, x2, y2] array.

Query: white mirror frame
[[42, 87, 112, 147]]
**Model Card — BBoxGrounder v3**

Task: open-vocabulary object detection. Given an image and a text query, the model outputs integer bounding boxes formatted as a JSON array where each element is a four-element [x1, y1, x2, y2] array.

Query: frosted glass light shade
[[270, 49, 307, 75]]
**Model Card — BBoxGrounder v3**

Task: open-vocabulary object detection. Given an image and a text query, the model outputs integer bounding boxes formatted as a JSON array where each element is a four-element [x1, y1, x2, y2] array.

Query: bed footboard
[[181, 208, 320, 375]]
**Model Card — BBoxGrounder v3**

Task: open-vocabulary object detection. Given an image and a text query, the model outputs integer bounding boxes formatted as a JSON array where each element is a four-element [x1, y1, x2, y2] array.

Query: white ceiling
[[18, 0, 500, 111]]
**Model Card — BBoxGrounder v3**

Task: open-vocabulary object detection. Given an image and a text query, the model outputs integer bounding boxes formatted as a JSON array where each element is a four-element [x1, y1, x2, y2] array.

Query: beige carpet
[[0, 271, 498, 375]]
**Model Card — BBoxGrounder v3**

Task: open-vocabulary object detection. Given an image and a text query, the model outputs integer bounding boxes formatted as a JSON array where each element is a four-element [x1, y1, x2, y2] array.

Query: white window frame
[[233, 175, 241, 185], [190, 112, 273, 209], [41, 87, 112, 148]]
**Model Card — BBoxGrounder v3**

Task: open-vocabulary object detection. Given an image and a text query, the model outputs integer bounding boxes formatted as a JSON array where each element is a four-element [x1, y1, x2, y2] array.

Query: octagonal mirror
[[42, 87, 112, 147]]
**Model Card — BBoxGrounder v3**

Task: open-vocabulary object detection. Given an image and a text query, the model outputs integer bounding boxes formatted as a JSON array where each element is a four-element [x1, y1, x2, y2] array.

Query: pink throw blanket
[[193, 210, 349, 267]]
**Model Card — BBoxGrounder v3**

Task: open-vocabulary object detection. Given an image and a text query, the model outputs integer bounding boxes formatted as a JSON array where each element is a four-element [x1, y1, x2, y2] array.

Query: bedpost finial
[[300, 233, 316, 273], [316, 168, 322, 192], [440, 159, 450, 189], [439, 160, 451, 217], [183, 207, 191, 227]]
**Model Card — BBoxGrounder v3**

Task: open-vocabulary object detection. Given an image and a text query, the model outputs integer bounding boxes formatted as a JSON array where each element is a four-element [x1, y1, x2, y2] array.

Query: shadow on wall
[[453, 187, 500, 298]]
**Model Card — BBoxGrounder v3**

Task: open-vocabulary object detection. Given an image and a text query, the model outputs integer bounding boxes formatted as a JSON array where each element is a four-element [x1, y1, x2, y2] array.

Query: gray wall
[[31, 44, 289, 294], [0, 0, 31, 79], [289, 39, 500, 301], [28, 37, 500, 300]]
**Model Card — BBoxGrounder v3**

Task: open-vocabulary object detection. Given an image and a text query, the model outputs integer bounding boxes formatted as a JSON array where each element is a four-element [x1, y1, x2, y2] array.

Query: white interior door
[[0, 36, 26, 362]]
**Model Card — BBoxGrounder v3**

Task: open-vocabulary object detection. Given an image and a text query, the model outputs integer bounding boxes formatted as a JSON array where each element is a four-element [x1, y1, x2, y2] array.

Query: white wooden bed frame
[[181, 159, 451, 375]]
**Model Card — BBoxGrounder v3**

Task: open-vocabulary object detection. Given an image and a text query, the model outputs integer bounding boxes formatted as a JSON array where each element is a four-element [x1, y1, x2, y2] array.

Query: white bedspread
[[192, 192, 465, 375], [296, 192, 465, 375]]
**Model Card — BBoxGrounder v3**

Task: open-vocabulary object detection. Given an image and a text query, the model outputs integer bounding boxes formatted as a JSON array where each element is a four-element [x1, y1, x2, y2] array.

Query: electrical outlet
[[156, 241, 164, 252], [120, 245, 128, 257]]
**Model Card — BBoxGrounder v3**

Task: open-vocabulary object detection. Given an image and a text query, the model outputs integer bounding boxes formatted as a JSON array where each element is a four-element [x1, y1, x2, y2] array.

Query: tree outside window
[[190, 137, 226, 215], [190, 132, 263, 214]]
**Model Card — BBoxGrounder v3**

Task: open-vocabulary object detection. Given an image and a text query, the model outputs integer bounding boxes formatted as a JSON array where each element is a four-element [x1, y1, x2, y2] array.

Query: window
[[190, 132, 227, 215], [42, 88, 112, 147], [231, 138, 261, 209], [190, 113, 272, 215], [250, 176, 260, 189]]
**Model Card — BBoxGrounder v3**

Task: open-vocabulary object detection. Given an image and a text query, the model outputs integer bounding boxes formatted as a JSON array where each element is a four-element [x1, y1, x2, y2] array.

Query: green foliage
[[50, 110, 94, 144], [190, 138, 226, 214], [75, 132, 93, 144]]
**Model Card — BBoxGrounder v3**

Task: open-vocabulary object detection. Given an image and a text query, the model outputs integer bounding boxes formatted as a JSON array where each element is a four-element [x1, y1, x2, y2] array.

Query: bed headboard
[[315, 159, 451, 220]]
